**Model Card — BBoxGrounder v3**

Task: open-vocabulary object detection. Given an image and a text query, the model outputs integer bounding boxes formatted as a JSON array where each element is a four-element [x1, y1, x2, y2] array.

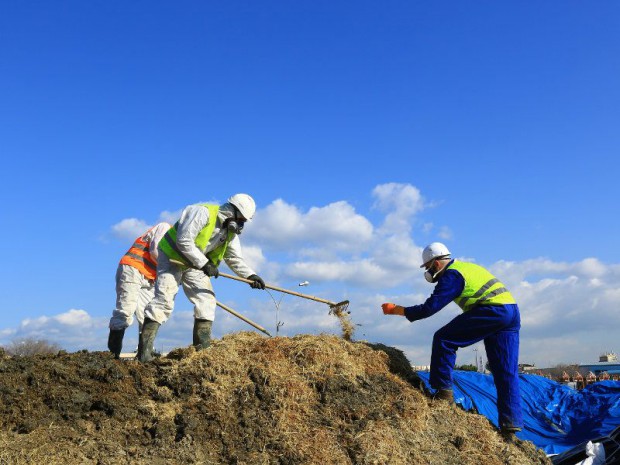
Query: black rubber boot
[[107, 328, 126, 359], [137, 318, 160, 362], [500, 426, 521, 443], [435, 388, 454, 403], [193, 319, 212, 350]]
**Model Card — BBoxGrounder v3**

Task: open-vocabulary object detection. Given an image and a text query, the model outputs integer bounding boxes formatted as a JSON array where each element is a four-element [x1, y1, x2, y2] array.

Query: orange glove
[[382, 303, 405, 316]]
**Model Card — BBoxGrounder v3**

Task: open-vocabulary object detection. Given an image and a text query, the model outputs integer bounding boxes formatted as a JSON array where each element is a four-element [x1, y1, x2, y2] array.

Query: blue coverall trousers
[[429, 303, 523, 429]]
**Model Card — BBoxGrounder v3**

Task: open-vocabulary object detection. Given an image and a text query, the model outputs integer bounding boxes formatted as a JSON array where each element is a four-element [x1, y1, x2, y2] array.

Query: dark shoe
[[107, 328, 126, 359], [435, 388, 454, 403], [500, 426, 521, 443], [193, 319, 212, 350], [137, 318, 160, 362]]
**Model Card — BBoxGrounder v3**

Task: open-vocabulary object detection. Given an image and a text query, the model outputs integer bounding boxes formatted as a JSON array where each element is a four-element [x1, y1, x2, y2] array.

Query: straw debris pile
[[0, 333, 550, 464]]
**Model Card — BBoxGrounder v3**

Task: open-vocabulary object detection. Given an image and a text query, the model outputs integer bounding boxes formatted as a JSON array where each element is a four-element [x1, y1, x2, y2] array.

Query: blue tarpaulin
[[416, 371, 620, 455]]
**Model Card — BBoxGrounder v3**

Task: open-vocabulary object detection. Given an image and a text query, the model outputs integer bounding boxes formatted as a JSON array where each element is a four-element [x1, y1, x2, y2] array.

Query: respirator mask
[[223, 209, 246, 235], [424, 260, 441, 283]]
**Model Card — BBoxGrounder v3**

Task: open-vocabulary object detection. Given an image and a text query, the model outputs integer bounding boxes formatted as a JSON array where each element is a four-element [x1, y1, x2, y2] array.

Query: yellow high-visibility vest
[[160, 204, 234, 267], [448, 261, 516, 312]]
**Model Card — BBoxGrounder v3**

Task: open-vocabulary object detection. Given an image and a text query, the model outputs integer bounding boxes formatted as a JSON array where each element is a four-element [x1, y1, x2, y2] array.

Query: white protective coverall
[[144, 204, 256, 324], [108, 222, 171, 330]]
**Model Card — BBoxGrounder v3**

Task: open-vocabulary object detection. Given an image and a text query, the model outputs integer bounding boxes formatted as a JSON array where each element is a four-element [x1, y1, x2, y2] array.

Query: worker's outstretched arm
[[403, 269, 464, 321], [381, 270, 465, 321]]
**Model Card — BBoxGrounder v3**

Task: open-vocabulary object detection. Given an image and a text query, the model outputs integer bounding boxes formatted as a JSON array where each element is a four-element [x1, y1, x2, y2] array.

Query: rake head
[[329, 300, 350, 315]]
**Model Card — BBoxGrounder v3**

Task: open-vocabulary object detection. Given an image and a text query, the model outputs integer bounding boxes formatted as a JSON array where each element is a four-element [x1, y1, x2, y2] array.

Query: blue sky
[[1, 1, 619, 368]]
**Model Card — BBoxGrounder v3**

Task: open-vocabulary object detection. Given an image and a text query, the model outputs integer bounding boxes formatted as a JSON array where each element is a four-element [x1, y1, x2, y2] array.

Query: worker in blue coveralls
[[381, 242, 523, 441]]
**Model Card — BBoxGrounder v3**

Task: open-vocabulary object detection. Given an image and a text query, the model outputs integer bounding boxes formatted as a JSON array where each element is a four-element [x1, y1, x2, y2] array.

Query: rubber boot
[[107, 328, 125, 359], [500, 426, 521, 443], [137, 318, 160, 362], [435, 388, 454, 403], [193, 319, 212, 350]]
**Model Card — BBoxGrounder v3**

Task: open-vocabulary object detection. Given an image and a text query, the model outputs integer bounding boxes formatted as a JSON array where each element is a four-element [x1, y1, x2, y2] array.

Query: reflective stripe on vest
[[119, 235, 157, 280], [447, 261, 516, 312], [159, 204, 234, 267]]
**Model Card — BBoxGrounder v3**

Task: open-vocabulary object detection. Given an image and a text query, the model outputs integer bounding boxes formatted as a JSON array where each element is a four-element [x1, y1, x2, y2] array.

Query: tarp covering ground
[[416, 371, 620, 455]]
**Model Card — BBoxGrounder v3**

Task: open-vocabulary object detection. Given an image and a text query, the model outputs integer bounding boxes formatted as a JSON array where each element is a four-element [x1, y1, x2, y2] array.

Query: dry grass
[[0, 332, 550, 464]]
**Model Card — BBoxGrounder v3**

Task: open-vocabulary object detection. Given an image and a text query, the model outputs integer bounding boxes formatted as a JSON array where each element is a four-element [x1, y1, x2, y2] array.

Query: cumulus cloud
[[247, 199, 374, 254], [92, 183, 620, 368], [110, 210, 182, 243], [481, 257, 620, 366], [158, 209, 182, 225], [237, 244, 266, 273], [285, 259, 389, 287], [0, 309, 109, 352], [111, 218, 151, 241], [372, 183, 425, 233]]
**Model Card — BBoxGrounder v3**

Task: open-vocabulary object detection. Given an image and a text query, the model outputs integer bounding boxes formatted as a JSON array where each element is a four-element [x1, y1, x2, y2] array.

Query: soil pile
[[0, 333, 550, 465]]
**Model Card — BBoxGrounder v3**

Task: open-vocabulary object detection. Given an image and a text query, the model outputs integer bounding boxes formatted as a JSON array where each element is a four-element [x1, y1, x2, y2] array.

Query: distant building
[[519, 363, 537, 373], [598, 352, 618, 363], [413, 365, 431, 372], [578, 352, 620, 377]]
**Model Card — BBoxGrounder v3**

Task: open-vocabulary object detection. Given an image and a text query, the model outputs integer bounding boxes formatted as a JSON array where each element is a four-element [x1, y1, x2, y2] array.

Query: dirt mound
[[0, 333, 550, 465]]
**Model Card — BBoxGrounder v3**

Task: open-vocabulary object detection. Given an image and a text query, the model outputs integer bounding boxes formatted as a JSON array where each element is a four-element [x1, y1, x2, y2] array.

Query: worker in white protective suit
[[137, 194, 265, 362], [107, 222, 172, 358]]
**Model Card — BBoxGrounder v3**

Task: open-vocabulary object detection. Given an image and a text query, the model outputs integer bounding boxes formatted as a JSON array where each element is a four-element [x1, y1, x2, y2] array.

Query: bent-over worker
[[138, 194, 265, 362], [107, 222, 171, 358], [381, 242, 523, 440]]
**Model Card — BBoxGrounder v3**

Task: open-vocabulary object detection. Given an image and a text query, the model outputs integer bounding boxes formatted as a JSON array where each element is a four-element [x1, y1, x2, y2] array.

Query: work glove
[[382, 303, 405, 316], [201, 261, 219, 278], [247, 274, 266, 290]]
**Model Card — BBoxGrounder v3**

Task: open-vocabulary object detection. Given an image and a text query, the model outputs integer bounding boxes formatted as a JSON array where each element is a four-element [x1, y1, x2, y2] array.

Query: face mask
[[223, 219, 243, 235], [424, 261, 440, 283], [425, 270, 438, 283], [224, 211, 246, 235]]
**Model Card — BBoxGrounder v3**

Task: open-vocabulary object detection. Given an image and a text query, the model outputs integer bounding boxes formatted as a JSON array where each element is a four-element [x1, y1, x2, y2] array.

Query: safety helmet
[[227, 193, 256, 220], [420, 242, 451, 268]]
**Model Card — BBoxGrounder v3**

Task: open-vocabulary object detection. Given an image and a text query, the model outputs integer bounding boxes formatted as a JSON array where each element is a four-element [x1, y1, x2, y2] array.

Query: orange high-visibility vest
[[119, 229, 158, 280]]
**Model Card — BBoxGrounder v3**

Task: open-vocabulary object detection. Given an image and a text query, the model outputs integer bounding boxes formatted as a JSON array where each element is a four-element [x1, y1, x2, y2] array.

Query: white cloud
[[55, 309, 92, 326], [0, 328, 16, 338], [372, 234, 421, 272], [247, 199, 374, 254], [480, 258, 620, 366], [159, 209, 182, 225], [285, 259, 389, 287], [87, 184, 620, 369], [110, 211, 182, 243], [1, 309, 109, 352], [111, 218, 151, 241], [20, 309, 95, 330], [372, 183, 425, 233], [237, 244, 266, 272]]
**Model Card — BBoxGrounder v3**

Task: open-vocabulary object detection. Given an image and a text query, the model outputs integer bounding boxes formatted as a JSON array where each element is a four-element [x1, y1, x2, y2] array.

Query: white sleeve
[[176, 205, 211, 269], [224, 235, 256, 278], [146, 222, 172, 263]]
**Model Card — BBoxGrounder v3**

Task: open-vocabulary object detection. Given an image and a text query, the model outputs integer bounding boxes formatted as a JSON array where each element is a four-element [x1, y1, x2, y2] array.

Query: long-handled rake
[[219, 272, 350, 316], [216, 301, 271, 337], [169, 258, 348, 325]]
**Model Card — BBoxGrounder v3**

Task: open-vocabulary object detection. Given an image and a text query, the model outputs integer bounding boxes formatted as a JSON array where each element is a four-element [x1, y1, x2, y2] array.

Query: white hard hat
[[227, 193, 256, 220], [420, 242, 451, 268]]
